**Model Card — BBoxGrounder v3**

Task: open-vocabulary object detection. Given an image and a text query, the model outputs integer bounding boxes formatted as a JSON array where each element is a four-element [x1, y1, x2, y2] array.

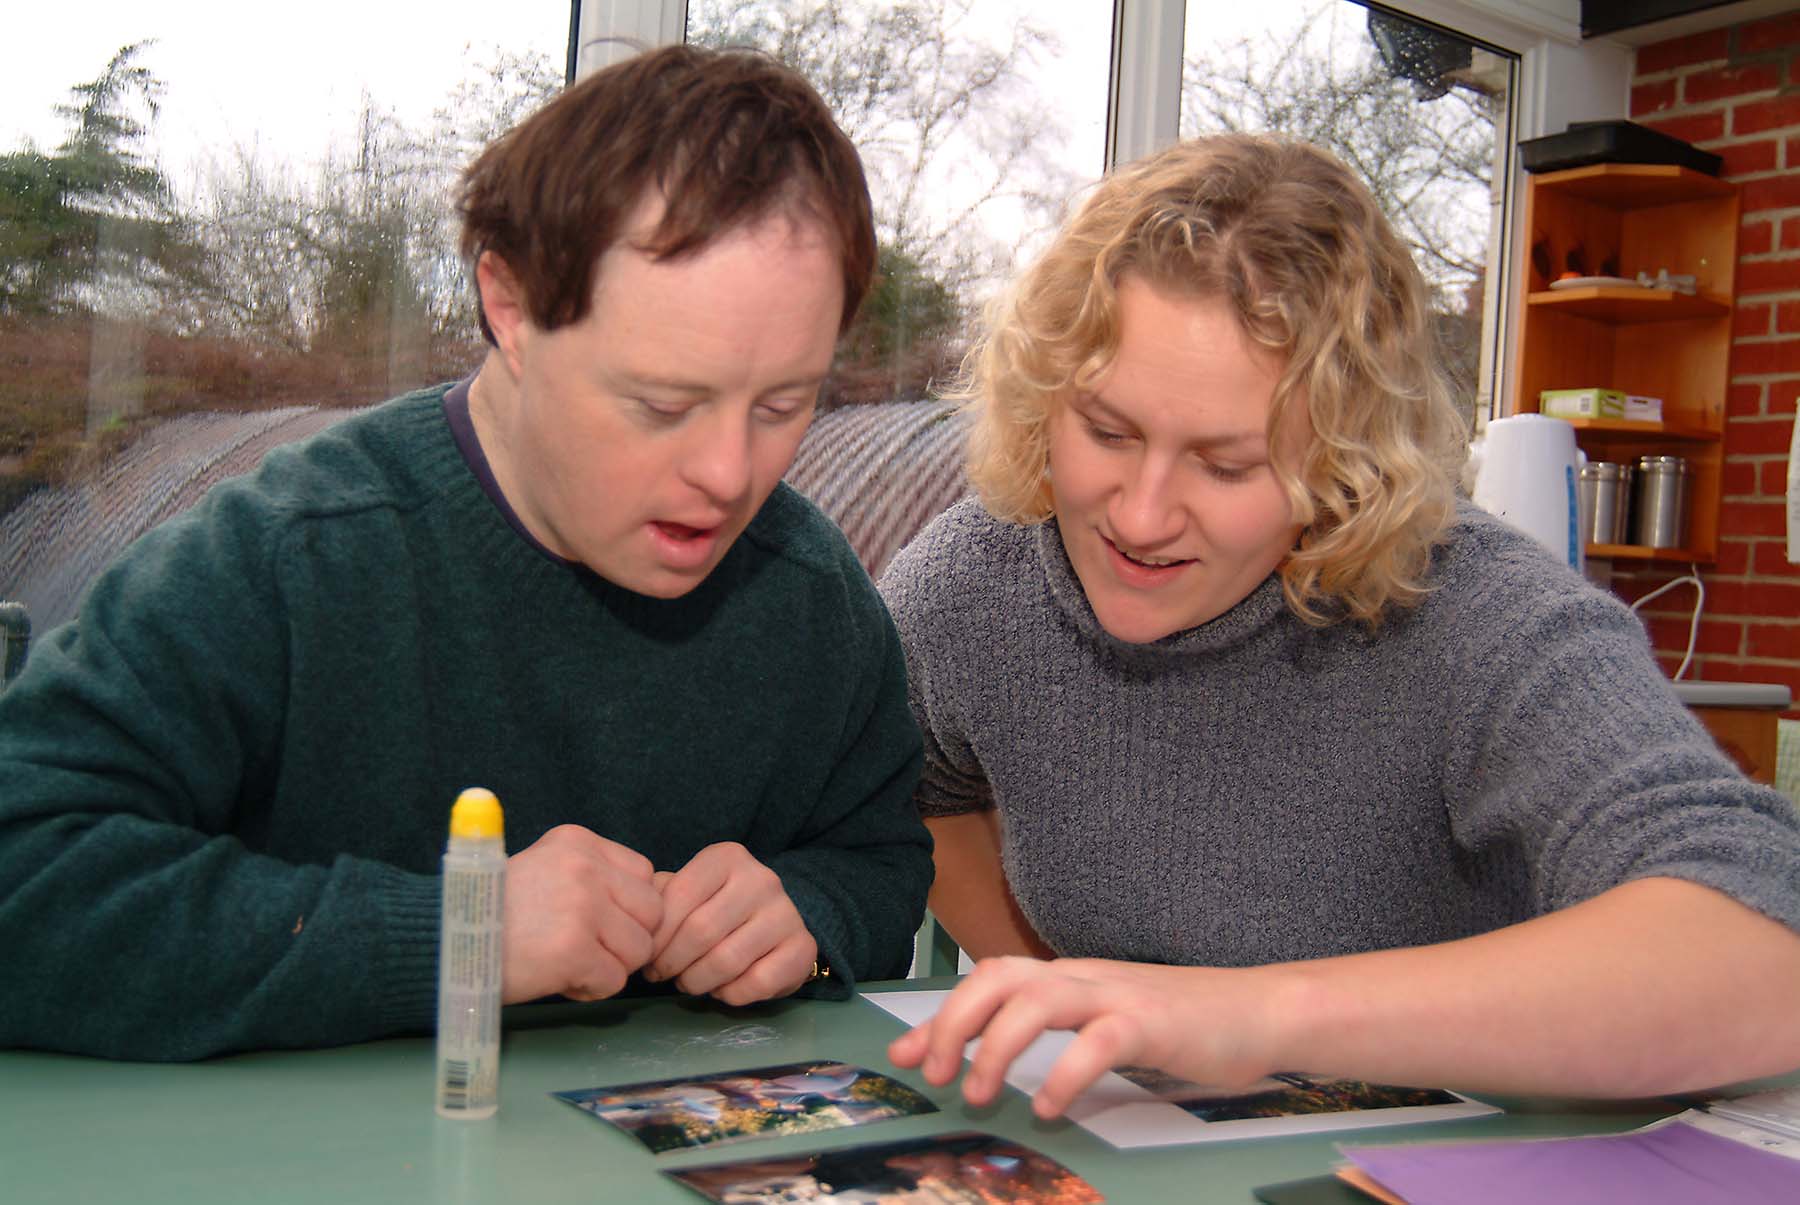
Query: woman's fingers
[[888, 959, 1187, 1117], [962, 969, 1153, 1107], [887, 1022, 932, 1067], [1034, 1011, 1145, 1117], [916, 957, 1041, 1084]]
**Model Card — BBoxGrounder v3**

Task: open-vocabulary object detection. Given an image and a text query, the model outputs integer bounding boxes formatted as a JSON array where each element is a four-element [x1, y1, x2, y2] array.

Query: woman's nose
[[1108, 462, 1183, 550]]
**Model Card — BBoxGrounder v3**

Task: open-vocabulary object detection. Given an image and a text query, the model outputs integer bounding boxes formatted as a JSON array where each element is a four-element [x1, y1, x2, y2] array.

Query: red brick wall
[[1623, 12, 1800, 715]]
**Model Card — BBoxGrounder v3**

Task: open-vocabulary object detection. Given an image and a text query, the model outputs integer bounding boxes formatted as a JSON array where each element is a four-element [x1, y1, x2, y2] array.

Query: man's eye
[[758, 396, 816, 423], [636, 398, 689, 421]]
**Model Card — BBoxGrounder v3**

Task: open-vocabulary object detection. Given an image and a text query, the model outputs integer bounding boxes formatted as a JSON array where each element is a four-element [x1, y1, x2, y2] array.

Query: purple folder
[[1340, 1120, 1800, 1205]]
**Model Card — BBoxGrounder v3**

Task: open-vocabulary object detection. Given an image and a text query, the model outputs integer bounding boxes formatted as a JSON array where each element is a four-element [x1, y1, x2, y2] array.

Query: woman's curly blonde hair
[[962, 133, 1469, 628]]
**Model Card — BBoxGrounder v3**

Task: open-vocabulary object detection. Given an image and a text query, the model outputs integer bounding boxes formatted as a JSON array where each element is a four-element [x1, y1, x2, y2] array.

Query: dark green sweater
[[0, 386, 931, 1060]]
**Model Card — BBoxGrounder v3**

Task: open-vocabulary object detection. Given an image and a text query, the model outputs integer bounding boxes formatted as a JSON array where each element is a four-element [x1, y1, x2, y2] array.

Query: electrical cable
[[1628, 564, 1704, 681]]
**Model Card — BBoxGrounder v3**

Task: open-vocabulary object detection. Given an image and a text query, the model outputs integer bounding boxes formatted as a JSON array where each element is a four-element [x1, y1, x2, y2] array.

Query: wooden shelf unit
[[1511, 163, 1739, 563]]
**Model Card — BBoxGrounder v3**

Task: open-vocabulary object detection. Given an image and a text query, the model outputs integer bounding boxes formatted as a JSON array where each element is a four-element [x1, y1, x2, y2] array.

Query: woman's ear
[[475, 251, 530, 378]]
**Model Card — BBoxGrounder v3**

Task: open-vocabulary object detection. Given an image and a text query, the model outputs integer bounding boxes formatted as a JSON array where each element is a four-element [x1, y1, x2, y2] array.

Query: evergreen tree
[[0, 41, 178, 315]]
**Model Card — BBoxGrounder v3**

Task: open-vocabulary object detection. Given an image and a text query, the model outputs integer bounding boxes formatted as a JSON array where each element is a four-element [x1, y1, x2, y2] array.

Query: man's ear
[[475, 251, 530, 377]]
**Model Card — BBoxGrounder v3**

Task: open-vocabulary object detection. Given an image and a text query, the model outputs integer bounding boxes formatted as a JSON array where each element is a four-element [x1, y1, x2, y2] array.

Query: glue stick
[[435, 787, 505, 1120]]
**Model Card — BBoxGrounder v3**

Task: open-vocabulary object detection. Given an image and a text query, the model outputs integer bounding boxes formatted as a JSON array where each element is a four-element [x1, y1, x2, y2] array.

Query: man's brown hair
[[458, 44, 876, 343]]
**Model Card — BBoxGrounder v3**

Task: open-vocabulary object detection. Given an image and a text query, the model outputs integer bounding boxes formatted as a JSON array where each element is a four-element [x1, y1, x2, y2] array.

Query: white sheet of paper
[[1679, 1110, 1800, 1161], [861, 988, 1499, 1149]]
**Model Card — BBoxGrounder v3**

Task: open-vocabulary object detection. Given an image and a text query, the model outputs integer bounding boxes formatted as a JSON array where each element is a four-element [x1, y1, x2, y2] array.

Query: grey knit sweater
[[879, 498, 1800, 965]]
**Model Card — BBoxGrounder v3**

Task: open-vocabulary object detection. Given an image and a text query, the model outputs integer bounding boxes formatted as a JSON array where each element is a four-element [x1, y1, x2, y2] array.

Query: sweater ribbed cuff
[[783, 876, 855, 1001], [371, 866, 444, 1033]]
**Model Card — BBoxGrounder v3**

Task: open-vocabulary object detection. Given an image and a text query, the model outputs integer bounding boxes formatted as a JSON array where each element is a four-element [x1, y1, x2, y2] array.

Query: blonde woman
[[879, 134, 1800, 1116]]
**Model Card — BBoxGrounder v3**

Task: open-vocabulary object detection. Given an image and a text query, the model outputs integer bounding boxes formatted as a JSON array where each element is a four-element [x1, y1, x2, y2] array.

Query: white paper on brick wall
[[1787, 415, 1800, 564]]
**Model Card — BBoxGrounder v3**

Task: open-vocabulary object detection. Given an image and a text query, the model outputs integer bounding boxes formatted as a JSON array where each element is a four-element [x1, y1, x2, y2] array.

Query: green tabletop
[[0, 977, 1690, 1204]]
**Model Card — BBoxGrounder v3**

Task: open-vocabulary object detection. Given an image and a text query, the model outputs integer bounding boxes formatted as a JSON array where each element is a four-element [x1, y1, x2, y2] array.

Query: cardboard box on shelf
[[1540, 388, 1625, 420], [1624, 395, 1663, 423]]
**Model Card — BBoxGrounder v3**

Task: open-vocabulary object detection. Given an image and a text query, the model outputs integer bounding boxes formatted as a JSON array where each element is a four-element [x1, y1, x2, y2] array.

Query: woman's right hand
[[887, 955, 1281, 1118]]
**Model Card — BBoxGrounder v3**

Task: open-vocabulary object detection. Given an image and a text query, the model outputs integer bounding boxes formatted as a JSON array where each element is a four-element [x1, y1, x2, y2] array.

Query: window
[[685, 0, 1115, 405], [3, 0, 1537, 626], [1181, 1, 1518, 428], [1, 3, 571, 629]]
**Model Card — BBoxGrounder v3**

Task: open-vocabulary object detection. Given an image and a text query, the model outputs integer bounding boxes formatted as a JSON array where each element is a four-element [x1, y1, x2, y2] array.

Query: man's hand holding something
[[887, 957, 1280, 1120], [646, 842, 817, 1006], [501, 825, 664, 1004]]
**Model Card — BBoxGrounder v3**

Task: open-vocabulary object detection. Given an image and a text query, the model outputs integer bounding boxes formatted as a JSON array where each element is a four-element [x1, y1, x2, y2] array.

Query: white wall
[[573, 0, 687, 76]]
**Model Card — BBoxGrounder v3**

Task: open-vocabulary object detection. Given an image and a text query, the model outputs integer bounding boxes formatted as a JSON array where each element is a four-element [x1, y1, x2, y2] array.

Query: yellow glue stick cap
[[449, 787, 505, 839]]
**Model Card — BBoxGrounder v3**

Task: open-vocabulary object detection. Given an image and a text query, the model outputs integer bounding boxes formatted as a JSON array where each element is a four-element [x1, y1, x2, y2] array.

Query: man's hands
[[645, 842, 817, 1005], [501, 827, 814, 1007], [502, 825, 664, 1004], [887, 957, 1278, 1120]]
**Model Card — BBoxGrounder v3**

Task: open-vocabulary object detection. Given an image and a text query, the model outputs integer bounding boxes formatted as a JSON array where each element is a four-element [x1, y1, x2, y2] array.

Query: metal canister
[[1633, 455, 1690, 548], [1578, 461, 1633, 545]]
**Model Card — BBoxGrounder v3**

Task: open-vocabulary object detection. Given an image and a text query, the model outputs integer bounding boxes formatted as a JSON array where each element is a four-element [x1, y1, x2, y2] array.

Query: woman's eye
[[1084, 419, 1130, 446], [1204, 461, 1256, 483]]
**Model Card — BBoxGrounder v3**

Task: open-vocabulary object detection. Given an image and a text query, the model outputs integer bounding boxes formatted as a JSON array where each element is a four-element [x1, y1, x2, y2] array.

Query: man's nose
[[682, 410, 754, 505]]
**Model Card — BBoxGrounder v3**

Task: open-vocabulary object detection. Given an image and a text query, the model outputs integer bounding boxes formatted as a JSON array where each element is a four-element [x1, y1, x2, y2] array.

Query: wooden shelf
[[1526, 287, 1730, 322], [1531, 163, 1737, 207], [1562, 417, 1719, 443], [1588, 543, 1712, 564]]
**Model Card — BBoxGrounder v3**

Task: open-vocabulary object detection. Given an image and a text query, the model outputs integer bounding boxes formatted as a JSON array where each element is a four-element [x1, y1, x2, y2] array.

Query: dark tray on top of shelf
[[1520, 120, 1722, 176]]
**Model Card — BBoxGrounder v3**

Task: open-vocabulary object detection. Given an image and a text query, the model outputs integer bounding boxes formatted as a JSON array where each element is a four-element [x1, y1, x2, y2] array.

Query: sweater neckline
[[413, 392, 759, 632], [1033, 517, 1291, 660]]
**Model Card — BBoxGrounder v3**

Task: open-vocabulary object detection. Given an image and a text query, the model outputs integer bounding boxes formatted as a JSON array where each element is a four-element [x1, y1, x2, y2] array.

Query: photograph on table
[[554, 1060, 937, 1154], [1116, 1067, 1495, 1132], [665, 1129, 1104, 1203]]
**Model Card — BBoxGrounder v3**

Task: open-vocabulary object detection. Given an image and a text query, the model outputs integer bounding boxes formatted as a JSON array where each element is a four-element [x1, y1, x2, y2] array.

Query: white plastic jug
[[1471, 413, 1584, 571]]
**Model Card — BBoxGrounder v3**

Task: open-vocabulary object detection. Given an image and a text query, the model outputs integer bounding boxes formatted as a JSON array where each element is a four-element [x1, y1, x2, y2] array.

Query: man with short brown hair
[[0, 45, 931, 1060]]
